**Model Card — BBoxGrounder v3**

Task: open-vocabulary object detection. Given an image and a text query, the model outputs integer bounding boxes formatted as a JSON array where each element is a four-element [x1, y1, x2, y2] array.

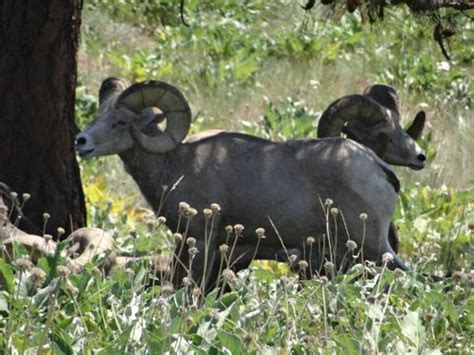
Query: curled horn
[[116, 81, 192, 153], [363, 84, 400, 115], [99, 77, 131, 106], [317, 95, 389, 138]]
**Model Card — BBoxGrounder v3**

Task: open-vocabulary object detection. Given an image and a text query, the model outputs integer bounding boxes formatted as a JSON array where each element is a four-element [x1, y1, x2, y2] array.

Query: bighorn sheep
[[76, 78, 426, 287]]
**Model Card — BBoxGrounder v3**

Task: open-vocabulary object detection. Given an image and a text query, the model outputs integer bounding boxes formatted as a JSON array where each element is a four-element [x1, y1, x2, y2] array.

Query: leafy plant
[[242, 96, 319, 141]]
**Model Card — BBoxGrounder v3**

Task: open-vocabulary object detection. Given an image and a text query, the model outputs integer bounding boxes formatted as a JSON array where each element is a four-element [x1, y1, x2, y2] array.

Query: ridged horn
[[116, 81, 192, 153], [99, 77, 130, 105], [317, 95, 389, 138], [363, 84, 400, 115]]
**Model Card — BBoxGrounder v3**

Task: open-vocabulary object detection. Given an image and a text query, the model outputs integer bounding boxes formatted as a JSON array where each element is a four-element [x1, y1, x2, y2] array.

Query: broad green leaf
[[217, 329, 243, 354], [0, 258, 14, 293]]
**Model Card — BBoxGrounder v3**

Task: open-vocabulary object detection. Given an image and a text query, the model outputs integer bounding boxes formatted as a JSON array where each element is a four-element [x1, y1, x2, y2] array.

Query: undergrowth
[[0, 0, 473, 353]]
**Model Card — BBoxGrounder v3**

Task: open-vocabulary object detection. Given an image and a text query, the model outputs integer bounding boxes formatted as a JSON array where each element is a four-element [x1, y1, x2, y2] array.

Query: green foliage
[[81, 0, 472, 109], [1, 234, 472, 353], [76, 84, 98, 128], [242, 96, 318, 140], [396, 184, 473, 274]]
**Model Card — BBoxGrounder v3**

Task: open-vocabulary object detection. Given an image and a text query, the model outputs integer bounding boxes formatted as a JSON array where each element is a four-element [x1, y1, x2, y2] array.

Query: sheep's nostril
[[417, 154, 426, 162], [76, 136, 87, 146]]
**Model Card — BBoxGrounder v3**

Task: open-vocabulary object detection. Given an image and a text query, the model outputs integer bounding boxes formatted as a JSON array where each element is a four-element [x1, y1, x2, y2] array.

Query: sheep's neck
[[119, 148, 181, 211]]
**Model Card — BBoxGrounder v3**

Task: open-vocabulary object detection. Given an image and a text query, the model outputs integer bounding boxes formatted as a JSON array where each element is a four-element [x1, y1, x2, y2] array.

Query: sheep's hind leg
[[362, 221, 409, 272], [388, 222, 399, 254]]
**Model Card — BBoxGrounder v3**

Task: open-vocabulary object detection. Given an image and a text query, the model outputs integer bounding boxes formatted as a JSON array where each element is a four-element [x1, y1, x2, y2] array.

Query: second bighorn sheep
[[76, 79, 426, 287]]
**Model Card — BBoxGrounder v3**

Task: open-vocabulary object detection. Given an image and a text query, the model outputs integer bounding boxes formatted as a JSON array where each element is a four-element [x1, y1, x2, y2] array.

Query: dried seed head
[[14, 258, 32, 272], [161, 283, 175, 297], [185, 208, 198, 218], [44, 234, 53, 242], [186, 237, 196, 247], [234, 224, 244, 236], [106, 295, 117, 306], [223, 269, 237, 283], [157, 216, 166, 225], [367, 295, 375, 304], [182, 276, 192, 287], [10, 192, 18, 199], [174, 233, 183, 243], [306, 236, 316, 246], [426, 312, 435, 322], [219, 244, 229, 254], [382, 252, 394, 265], [324, 261, 335, 273], [255, 228, 266, 239], [192, 287, 202, 297], [325, 198, 333, 206], [359, 213, 368, 221], [130, 229, 137, 238], [203, 208, 213, 220], [366, 261, 376, 268], [210, 203, 221, 214], [178, 202, 190, 213], [188, 247, 199, 256], [42, 212, 50, 221], [298, 260, 309, 270], [225, 225, 233, 234], [56, 227, 65, 237], [394, 268, 405, 279], [280, 276, 290, 286], [319, 276, 329, 285], [68, 286, 79, 297], [289, 254, 298, 263], [22, 193, 31, 202], [345, 240, 357, 251], [330, 207, 339, 217], [29, 267, 46, 284], [57, 265, 70, 279]]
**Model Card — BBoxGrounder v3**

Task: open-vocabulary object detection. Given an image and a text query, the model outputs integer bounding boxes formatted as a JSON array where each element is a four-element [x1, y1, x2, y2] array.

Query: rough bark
[[0, 1, 86, 236]]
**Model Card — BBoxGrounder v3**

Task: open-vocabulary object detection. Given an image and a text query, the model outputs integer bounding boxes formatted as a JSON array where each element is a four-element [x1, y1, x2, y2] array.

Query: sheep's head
[[318, 84, 427, 170], [76, 78, 192, 159]]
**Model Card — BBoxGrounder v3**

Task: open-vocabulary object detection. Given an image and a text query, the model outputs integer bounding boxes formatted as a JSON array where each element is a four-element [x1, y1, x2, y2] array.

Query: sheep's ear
[[136, 107, 165, 130], [406, 111, 426, 141], [99, 77, 130, 105]]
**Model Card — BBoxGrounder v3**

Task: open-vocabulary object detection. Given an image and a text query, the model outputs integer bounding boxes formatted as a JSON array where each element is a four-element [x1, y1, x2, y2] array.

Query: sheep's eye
[[115, 120, 128, 127]]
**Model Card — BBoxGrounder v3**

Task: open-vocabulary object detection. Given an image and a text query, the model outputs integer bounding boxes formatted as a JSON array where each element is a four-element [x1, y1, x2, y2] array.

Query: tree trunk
[[0, 1, 86, 236]]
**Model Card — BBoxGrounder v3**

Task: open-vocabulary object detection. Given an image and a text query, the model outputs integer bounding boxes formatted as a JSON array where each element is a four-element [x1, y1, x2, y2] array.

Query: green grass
[[1, 0, 473, 353]]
